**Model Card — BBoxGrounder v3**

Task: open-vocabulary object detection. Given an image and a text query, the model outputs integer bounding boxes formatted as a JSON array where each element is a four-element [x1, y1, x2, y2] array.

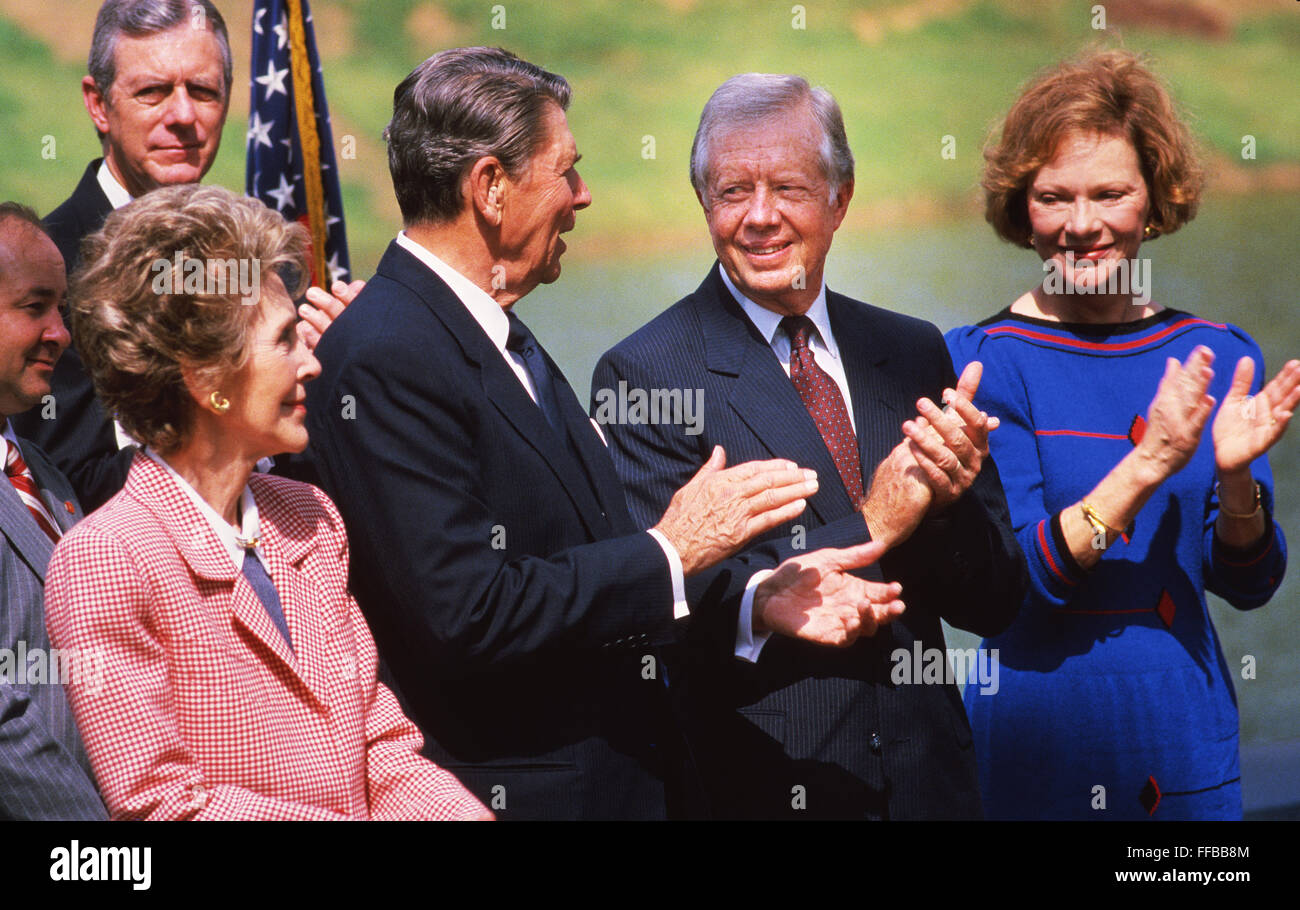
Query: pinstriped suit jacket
[[0, 434, 106, 820], [592, 265, 1027, 819]]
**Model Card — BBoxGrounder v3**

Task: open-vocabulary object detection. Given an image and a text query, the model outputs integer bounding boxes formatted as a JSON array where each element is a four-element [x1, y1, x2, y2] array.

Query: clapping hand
[[903, 361, 999, 512], [862, 361, 998, 548], [1212, 356, 1300, 474], [1135, 346, 1217, 481], [654, 446, 817, 575], [753, 541, 905, 646]]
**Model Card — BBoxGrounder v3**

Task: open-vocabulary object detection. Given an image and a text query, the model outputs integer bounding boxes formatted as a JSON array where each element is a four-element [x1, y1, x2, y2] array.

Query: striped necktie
[[4, 437, 62, 545]]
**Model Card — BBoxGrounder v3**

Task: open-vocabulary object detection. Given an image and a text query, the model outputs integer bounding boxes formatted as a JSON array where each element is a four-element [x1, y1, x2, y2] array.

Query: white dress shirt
[[719, 268, 858, 663], [395, 232, 688, 618], [96, 160, 132, 210], [144, 448, 263, 570]]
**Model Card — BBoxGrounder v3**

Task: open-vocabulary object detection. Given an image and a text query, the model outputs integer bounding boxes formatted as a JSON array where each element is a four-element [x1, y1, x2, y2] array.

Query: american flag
[[246, 0, 351, 287]]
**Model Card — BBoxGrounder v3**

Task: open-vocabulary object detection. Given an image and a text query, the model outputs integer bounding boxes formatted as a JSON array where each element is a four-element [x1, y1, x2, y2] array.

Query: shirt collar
[[0, 420, 22, 472], [96, 160, 133, 210], [144, 447, 260, 569], [396, 231, 511, 355], [718, 265, 840, 360]]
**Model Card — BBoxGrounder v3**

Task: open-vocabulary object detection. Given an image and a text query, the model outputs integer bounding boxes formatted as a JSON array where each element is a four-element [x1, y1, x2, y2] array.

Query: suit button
[[189, 783, 209, 809], [869, 732, 883, 753]]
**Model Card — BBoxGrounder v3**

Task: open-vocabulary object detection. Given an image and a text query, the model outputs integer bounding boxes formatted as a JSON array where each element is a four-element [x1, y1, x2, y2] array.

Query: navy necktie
[[242, 550, 294, 654], [505, 311, 563, 433]]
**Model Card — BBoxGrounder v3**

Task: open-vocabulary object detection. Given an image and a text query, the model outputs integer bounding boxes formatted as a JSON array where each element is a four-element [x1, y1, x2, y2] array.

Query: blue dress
[[946, 308, 1287, 820]]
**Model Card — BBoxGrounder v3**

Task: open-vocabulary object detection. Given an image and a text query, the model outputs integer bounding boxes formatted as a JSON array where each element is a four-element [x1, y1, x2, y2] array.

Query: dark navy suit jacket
[[305, 241, 696, 819], [592, 264, 1027, 819]]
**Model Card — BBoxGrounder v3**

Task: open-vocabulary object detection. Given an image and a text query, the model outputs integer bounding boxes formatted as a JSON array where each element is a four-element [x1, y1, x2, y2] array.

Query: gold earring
[[1143, 224, 1154, 238], [210, 391, 230, 413]]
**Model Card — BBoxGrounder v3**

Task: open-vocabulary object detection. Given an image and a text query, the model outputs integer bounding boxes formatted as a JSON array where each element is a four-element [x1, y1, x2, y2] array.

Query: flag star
[[267, 174, 296, 212], [274, 13, 289, 50], [255, 60, 289, 100], [254, 7, 265, 34], [326, 251, 347, 284], [246, 111, 274, 149], [326, 213, 341, 229]]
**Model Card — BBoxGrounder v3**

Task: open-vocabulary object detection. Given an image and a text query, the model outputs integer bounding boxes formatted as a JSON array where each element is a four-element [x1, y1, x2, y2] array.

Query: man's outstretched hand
[[753, 540, 904, 647], [654, 446, 818, 575]]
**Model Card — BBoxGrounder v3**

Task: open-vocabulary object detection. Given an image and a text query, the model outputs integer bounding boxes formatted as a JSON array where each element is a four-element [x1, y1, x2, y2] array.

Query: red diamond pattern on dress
[[1139, 775, 1162, 815], [1128, 414, 1146, 446], [1155, 590, 1176, 629], [781, 315, 864, 508]]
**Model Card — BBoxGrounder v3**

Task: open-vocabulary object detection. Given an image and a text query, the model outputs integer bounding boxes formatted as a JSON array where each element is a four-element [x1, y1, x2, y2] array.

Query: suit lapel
[[249, 479, 333, 704], [126, 454, 309, 687], [695, 267, 851, 524], [21, 440, 84, 534], [379, 244, 612, 538], [71, 159, 115, 236], [546, 351, 629, 529], [476, 363, 610, 536], [0, 469, 55, 581], [826, 293, 905, 481]]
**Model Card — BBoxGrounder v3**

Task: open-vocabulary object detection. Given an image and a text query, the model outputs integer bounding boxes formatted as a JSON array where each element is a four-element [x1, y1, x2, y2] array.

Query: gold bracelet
[[1080, 501, 1123, 538], [1216, 481, 1262, 520]]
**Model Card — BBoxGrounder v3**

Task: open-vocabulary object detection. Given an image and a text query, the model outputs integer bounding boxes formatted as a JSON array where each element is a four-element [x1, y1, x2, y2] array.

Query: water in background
[[520, 190, 1299, 810]]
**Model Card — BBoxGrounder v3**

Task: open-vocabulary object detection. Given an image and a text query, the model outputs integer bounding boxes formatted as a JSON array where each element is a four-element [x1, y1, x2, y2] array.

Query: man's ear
[[467, 156, 507, 227], [830, 178, 854, 231], [82, 76, 111, 135]]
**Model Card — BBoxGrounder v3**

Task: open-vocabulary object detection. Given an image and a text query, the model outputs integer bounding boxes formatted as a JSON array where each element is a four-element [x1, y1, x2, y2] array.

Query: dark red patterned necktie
[[781, 315, 865, 508], [4, 437, 62, 544]]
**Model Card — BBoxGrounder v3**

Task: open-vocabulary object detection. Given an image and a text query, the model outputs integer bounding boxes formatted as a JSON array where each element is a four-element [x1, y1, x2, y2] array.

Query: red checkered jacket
[[44, 453, 487, 820]]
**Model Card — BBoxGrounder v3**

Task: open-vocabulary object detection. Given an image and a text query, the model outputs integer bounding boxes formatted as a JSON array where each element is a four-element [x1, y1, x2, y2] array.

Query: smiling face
[[84, 24, 229, 197], [1028, 131, 1151, 310], [0, 220, 70, 417], [700, 105, 851, 316], [495, 102, 590, 301], [210, 275, 320, 462]]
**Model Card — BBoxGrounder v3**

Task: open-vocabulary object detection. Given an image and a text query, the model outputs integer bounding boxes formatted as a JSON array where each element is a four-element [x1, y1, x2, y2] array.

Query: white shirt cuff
[[646, 528, 689, 619], [735, 570, 774, 663]]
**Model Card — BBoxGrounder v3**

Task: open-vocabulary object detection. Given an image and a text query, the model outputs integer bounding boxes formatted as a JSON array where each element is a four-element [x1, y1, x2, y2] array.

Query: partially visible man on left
[[0, 203, 106, 820], [14, 0, 355, 510]]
